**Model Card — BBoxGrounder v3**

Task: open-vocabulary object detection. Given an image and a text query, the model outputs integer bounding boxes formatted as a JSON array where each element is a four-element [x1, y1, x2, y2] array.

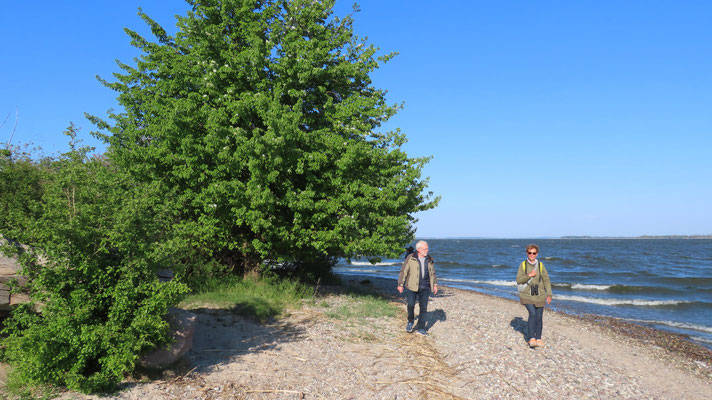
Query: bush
[[1, 127, 189, 393]]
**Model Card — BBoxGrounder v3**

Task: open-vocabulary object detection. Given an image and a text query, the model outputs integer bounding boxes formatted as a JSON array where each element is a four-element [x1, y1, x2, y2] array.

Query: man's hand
[[433, 284, 438, 295], [397, 285, 403, 294]]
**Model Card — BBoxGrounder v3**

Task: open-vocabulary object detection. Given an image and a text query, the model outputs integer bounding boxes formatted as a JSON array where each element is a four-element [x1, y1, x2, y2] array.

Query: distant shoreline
[[560, 235, 712, 239], [424, 235, 712, 240]]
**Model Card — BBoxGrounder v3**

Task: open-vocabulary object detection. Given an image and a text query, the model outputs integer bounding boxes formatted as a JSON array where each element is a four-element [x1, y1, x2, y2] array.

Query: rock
[[0, 258, 28, 286], [156, 269, 174, 282], [0, 251, 26, 283], [0, 255, 21, 273], [10, 292, 30, 306], [140, 308, 197, 369]]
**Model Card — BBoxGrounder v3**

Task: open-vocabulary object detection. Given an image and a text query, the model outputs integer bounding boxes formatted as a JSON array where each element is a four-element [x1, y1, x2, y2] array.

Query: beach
[[59, 275, 712, 399], [335, 238, 712, 349]]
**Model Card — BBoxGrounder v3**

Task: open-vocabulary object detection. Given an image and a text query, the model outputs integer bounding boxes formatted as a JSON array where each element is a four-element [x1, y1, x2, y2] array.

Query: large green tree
[[89, 0, 438, 275]]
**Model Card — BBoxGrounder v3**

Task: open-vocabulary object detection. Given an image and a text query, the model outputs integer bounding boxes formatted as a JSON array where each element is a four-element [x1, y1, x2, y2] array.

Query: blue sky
[[2, 1, 711, 238]]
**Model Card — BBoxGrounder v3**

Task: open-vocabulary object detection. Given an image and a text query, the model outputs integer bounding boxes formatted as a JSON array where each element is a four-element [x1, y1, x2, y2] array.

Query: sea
[[333, 238, 712, 349]]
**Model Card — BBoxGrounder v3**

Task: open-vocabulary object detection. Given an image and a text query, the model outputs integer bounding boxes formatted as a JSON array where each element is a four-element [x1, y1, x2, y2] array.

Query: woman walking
[[516, 244, 553, 347]]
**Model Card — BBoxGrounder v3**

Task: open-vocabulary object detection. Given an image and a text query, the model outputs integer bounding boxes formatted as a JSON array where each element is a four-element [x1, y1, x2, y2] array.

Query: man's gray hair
[[415, 240, 428, 250]]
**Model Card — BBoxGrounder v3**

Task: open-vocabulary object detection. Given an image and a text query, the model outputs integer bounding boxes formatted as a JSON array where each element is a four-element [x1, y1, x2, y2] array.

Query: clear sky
[[2, 1, 711, 238]]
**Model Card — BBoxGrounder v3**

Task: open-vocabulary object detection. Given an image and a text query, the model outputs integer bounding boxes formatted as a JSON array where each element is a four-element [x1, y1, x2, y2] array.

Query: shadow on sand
[[510, 316, 529, 341], [184, 305, 308, 374], [422, 308, 446, 331]]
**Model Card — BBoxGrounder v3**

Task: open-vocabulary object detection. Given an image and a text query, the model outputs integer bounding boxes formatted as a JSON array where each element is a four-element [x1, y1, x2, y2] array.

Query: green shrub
[[1, 127, 189, 393]]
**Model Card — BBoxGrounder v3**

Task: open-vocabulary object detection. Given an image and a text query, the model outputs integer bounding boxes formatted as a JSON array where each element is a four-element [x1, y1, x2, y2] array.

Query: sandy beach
[[57, 275, 712, 399]]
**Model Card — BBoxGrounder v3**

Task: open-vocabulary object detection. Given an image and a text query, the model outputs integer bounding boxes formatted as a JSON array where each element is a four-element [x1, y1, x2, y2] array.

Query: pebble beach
[[60, 275, 712, 399]]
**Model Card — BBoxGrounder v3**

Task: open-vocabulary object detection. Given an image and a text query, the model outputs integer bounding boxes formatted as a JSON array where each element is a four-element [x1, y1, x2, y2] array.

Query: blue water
[[333, 239, 712, 349]]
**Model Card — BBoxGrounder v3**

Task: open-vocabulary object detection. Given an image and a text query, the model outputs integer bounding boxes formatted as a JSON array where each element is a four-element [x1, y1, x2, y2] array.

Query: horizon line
[[416, 234, 712, 240]]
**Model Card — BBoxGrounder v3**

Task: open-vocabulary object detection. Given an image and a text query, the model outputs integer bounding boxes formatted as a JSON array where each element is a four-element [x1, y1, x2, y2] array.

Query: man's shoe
[[417, 329, 428, 336], [405, 322, 414, 333]]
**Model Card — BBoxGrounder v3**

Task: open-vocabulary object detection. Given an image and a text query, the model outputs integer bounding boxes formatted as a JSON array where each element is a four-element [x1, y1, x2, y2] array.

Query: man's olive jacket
[[398, 253, 437, 292]]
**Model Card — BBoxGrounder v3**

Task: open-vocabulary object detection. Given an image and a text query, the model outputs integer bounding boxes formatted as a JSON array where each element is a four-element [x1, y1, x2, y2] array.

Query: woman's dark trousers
[[524, 303, 544, 340]]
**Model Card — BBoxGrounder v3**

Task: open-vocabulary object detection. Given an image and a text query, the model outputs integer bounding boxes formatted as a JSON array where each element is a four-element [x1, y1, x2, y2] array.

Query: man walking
[[397, 240, 438, 335]]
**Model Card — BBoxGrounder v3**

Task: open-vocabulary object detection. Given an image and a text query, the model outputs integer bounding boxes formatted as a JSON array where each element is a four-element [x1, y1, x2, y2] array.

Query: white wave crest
[[441, 278, 515, 287], [690, 335, 712, 344], [348, 261, 398, 266], [334, 268, 381, 274], [555, 294, 690, 307], [626, 319, 712, 334], [484, 280, 517, 287], [570, 283, 612, 290]]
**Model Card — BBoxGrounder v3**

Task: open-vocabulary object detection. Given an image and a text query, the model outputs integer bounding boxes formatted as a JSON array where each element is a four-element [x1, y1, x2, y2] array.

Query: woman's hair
[[526, 244, 539, 253]]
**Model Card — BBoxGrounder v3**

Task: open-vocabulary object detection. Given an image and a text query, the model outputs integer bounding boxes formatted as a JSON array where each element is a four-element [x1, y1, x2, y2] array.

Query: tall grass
[[179, 274, 314, 322], [325, 293, 399, 320]]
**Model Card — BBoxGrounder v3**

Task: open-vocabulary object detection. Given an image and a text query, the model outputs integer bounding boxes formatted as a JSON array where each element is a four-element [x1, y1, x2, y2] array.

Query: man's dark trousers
[[404, 287, 429, 328]]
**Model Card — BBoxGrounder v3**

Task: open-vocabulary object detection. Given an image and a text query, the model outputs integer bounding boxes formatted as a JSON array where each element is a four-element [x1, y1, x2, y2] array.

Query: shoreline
[[344, 273, 712, 366], [339, 269, 712, 351], [421, 236, 712, 240]]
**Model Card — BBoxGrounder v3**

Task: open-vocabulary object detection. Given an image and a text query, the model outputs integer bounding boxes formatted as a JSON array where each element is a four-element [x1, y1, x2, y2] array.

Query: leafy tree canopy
[[89, 0, 438, 275]]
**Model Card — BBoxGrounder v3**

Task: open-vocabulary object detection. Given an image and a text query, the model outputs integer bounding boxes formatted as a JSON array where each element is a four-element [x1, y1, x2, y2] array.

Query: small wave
[[690, 336, 712, 345], [348, 261, 398, 266], [666, 276, 712, 286], [626, 319, 712, 334], [491, 264, 508, 268], [573, 283, 613, 290], [608, 284, 646, 294], [439, 278, 482, 285], [555, 283, 612, 291], [554, 283, 669, 294], [555, 294, 691, 307], [542, 256, 577, 265], [440, 278, 515, 287], [483, 280, 517, 287], [438, 261, 467, 267], [334, 268, 382, 274]]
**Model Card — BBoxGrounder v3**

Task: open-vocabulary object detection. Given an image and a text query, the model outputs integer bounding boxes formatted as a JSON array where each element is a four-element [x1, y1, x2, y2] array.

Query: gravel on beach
[[60, 275, 712, 400]]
